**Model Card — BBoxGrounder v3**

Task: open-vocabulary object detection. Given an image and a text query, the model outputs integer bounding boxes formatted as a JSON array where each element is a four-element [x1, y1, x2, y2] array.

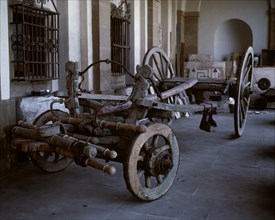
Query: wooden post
[[170, 32, 174, 67], [180, 42, 185, 78]]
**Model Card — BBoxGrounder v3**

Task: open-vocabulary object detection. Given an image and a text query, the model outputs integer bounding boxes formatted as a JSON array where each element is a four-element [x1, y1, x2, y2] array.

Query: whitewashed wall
[[0, 0, 10, 100], [199, 0, 269, 61]]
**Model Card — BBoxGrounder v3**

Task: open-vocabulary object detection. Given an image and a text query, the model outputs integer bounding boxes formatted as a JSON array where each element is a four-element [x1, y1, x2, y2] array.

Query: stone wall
[[148, 0, 161, 48], [0, 96, 67, 174], [0, 99, 16, 174], [269, 8, 275, 49], [19, 96, 67, 123]]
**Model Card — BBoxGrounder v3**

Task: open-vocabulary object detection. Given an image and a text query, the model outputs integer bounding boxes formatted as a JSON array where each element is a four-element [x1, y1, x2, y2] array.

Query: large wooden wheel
[[234, 47, 254, 137], [29, 110, 73, 172], [142, 47, 183, 122], [142, 47, 175, 86], [123, 123, 180, 201]]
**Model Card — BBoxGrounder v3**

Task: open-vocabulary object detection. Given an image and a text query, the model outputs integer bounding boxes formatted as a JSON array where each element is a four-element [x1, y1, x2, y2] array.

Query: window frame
[[10, 2, 60, 81], [110, 0, 131, 76]]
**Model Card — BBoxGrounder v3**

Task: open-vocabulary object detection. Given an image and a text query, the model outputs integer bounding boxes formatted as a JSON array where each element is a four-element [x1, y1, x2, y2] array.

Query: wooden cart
[[139, 46, 254, 136], [5, 47, 253, 201]]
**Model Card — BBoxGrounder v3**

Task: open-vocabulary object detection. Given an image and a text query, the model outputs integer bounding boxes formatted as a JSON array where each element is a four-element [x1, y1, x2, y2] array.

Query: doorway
[[214, 19, 253, 61]]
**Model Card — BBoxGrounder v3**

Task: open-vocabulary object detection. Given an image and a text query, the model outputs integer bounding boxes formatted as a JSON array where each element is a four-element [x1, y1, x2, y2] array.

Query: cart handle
[[79, 59, 136, 79]]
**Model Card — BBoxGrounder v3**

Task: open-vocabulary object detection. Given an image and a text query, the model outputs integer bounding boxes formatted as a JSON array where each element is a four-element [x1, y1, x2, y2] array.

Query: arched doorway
[[214, 19, 253, 61]]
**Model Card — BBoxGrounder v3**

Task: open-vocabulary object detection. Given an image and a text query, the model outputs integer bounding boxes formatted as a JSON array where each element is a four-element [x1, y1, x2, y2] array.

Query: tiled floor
[[0, 110, 274, 220]]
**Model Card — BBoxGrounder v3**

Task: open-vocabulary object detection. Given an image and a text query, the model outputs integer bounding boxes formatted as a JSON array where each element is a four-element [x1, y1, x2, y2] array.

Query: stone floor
[[0, 110, 274, 220]]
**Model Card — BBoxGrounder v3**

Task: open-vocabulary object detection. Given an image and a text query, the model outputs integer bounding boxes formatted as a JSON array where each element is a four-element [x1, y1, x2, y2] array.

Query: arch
[[214, 19, 253, 61]]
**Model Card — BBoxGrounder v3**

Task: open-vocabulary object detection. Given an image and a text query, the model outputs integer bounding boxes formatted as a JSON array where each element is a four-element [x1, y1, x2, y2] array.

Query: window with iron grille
[[111, 0, 130, 76], [10, 2, 59, 81]]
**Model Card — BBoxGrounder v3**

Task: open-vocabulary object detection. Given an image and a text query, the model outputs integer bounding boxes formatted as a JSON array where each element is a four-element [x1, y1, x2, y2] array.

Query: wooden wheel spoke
[[145, 175, 151, 188], [160, 144, 170, 151], [243, 64, 252, 83], [157, 175, 164, 184], [240, 99, 246, 121], [153, 72, 162, 83], [168, 96, 173, 104], [243, 96, 249, 105], [165, 61, 169, 78], [43, 152, 51, 160], [168, 65, 173, 78], [159, 53, 166, 77], [152, 54, 163, 81], [137, 155, 144, 161], [53, 153, 60, 163], [143, 142, 150, 151], [152, 135, 160, 147], [245, 81, 251, 88], [138, 169, 144, 178], [174, 95, 180, 104]]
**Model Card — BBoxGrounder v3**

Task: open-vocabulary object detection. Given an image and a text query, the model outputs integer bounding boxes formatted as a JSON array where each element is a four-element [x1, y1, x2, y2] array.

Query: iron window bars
[[111, 0, 131, 76], [10, 0, 59, 81]]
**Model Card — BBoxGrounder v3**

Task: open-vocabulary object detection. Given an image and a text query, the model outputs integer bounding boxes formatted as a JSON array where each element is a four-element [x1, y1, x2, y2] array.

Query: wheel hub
[[145, 147, 173, 176], [155, 152, 173, 175]]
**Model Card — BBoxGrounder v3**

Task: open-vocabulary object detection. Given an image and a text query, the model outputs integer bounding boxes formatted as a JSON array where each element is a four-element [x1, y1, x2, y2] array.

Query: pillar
[[269, 7, 275, 49], [0, 0, 10, 100], [147, 0, 161, 48], [183, 11, 199, 57], [92, 0, 112, 93]]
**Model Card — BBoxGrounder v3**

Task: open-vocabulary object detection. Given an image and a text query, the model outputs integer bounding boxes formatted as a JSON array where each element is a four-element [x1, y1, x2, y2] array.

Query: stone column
[[129, 0, 141, 85], [80, 0, 93, 91], [176, 10, 185, 76], [140, 0, 148, 58], [183, 11, 199, 57], [92, 0, 112, 93], [176, 10, 199, 75], [161, 0, 172, 55], [269, 7, 275, 49], [0, 0, 10, 100], [147, 0, 161, 48]]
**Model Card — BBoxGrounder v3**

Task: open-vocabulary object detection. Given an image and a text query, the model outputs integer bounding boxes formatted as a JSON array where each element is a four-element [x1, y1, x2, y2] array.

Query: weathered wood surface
[[146, 78, 197, 101], [79, 93, 128, 101]]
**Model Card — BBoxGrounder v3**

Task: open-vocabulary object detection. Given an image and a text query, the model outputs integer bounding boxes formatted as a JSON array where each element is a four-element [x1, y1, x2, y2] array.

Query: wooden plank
[[112, 44, 131, 49], [78, 93, 128, 101], [170, 32, 174, 66], [147, 78, 198, 101], [137, 99, 189, 112], [180, 42, 185, 78]]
